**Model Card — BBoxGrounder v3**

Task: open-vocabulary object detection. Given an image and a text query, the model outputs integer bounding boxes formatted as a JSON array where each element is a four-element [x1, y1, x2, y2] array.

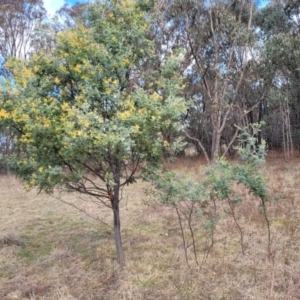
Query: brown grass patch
[[1, 155, 300, 299]]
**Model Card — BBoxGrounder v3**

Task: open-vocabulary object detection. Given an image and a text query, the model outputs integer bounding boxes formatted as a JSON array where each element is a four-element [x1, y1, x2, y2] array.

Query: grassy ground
[[1, 153, 300, 299]]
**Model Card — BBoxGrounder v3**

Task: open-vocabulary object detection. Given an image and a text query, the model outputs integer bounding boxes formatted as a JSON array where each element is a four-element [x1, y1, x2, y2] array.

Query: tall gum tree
[[0, 0, 46, 59], [256, 0, 300, 156], [156, 0, 259, 163], [0, 0, 186, 264]]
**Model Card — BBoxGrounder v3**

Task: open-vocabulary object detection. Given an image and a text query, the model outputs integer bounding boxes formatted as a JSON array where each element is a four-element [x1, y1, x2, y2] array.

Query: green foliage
[[0, 0, 186, 264], [235, 122, 267, 167], [255, 5, 291, 38], [151, 123, 268, 205], [148, 170, 207, 205], [148, 123, 269, 263], [0, 0, 186, 194]]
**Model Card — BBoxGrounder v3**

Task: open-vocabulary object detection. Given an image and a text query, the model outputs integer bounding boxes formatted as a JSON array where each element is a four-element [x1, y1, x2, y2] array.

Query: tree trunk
[[210, 116, 221, 164], [112, 162, 125, 265], [112, 196, 125, 265], [211, 127, 221, 164], [257, 102, 263, 145]]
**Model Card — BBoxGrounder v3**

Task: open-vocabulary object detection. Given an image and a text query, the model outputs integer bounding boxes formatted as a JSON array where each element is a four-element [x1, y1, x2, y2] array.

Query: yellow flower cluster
[[122, 58, 130, 67], [57, 26, 89, 50], [118, 100, 136, 121], [151, 92, 161, 101], [0, 109, 9, 119], [36, 116, 51, 127], [60, 65, 67, 73], [20, 133, 33, 143], [133, 124, 140, 132], [79, 119, 90, 128], [61, 102, 69, 111], [11, 109, 29, 123]]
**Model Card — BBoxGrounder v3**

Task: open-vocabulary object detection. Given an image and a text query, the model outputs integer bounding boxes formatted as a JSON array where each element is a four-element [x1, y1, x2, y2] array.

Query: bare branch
[[184, 130, 211, 164], [51, 194, 112, 229]]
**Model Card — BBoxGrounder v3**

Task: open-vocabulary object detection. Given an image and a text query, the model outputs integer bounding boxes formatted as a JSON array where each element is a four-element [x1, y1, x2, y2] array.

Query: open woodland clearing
[[1, 0, 300, 298], [0, 154, 300, 299]]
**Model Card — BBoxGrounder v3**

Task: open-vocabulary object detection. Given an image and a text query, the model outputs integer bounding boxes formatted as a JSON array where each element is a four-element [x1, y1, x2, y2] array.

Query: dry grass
[[1, 154, 300, 299]]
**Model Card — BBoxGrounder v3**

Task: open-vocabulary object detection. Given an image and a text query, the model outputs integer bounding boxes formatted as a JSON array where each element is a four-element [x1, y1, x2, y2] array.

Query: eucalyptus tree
[[256, 0, 300, 156], [155, 0, 261, 163], [0, 0, 46, 59]]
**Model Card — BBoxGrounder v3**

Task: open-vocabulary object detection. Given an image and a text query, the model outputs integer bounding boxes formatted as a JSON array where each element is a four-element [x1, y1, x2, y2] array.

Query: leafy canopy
[[0, 0, 186, 193]]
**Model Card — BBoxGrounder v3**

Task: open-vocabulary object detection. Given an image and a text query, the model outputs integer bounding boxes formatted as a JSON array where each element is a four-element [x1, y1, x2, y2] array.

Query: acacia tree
[[0, 0, 47, 171], [0, 0, 185, 264]]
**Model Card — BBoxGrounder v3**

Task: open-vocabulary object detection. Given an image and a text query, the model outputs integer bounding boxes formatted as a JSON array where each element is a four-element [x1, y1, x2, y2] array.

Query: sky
[[44, 0, 270, 16], [44, 0, 88, 16], [257, 0, 269, 8]]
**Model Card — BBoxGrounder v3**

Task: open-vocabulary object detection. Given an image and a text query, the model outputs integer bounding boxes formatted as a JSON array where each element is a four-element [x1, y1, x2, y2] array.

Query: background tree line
[[1, 0, 300, 166], [0, 0, 299, 263]]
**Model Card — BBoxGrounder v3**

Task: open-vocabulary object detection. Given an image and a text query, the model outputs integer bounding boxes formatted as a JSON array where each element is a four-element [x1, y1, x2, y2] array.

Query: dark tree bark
[[112, 162, 125, 265]]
